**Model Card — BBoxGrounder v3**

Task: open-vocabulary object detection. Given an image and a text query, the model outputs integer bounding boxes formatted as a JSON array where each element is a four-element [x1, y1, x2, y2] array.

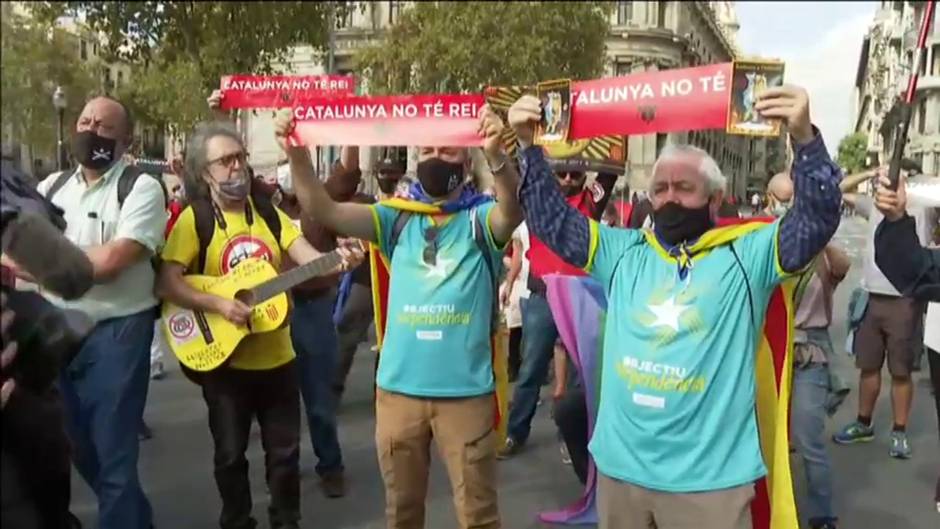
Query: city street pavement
[[72, 216, 939, 529]]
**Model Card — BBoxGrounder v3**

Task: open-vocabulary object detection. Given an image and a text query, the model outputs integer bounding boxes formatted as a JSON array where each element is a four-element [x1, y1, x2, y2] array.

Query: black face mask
[[652, 201, 714, 246], [376, 177, 400, 195], [71, 130, 118, 171], [416, 158, 463, 198]]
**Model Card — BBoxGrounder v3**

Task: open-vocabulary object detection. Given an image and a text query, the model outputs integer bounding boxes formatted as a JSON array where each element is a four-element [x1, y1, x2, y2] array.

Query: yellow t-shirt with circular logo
[[162, 200, 302, 370]]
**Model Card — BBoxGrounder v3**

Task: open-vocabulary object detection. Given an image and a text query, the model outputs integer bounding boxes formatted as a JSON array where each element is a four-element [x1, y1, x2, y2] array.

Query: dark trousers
[[553, 387, 589, 486], [1, 388, 73, 529], [201, 361, 301, 529], [508, 327, 522, 383], [334, 282, 374, 398], [60, 309, 155, 529], [291, 294, 344, 475], [930, 350, 939, 504]]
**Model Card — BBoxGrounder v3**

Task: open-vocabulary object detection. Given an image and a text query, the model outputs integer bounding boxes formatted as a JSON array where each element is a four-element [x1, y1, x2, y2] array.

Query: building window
[[336, 8, 351, 29], [616, 61, 633, 76], [932, 44, 940, 76], [117, 70, 124, 88], [656, 133, 668, 156], [918, 99, 926, 134], [658, 1, 668, 29], [80, 40, 87, 60], [388, 1, 403, 25], [617, 1, 632, 25]]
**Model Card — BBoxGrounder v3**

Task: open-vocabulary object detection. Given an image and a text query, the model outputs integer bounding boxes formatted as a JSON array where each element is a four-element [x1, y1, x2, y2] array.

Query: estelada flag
[[539, 216, 798, 529]]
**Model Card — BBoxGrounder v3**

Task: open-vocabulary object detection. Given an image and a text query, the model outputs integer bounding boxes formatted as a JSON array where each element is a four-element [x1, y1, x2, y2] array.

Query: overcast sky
[[736, 1, 878, 155]]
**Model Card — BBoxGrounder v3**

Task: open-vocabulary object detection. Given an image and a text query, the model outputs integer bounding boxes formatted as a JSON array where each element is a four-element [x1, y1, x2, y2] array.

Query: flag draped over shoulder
[[368, 185, 509, 440], [539, 217, 798, 529]]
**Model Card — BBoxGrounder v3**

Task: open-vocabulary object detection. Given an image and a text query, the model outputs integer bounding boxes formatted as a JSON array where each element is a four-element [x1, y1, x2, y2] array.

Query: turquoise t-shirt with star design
[[584, 219, 788, 493], [369, 202, 505, 398]]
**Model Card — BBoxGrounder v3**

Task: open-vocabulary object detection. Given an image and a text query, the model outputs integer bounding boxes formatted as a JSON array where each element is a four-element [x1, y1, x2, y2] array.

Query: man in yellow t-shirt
[[157, 121, 360, 529]]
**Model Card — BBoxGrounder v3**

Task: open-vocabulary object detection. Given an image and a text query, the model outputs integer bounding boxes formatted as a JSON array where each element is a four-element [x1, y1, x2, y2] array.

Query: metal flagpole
[[887, 0, 936, 190]]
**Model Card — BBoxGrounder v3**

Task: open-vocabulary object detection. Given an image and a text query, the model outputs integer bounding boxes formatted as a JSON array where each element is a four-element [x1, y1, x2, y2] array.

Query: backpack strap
[[388, 211, 413, 262], [44, 169, 74, 203], [117, 165, 169, 209], [471, 207, 499, 334], [191, 199, 216, 274], [250, 186, 282, 246]]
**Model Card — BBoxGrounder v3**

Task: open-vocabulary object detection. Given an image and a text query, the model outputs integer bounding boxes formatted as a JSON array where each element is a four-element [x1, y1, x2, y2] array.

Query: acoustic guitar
[[162, 248, 348, 372]]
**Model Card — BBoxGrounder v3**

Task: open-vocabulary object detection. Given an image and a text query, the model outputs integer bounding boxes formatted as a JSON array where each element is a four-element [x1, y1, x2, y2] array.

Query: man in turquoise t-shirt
[[508, 86, 843, 529], [273, 107, 522, 529]]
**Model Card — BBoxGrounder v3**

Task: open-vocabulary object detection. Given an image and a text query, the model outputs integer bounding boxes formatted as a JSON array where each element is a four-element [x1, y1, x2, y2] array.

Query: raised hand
[[875, 175, 907, 222], [754, 85, 813, 145], [507, 95, 541, 149], [478, 104, 507, 163]]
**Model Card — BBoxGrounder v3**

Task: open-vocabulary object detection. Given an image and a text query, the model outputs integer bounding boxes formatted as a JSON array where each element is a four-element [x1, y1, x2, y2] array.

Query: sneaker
[[832, 421, 874, 445], [496, 437, 523, 460], [559, 442, 572, 465], [150, 361, 165, 380], [889, 430, 912, 459], [320, 470, 347, 498]]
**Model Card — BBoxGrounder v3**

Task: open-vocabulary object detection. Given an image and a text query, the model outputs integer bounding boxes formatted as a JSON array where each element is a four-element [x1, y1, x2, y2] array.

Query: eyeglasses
[[423, 226, 439, 266], [208, 151, 249, 170]]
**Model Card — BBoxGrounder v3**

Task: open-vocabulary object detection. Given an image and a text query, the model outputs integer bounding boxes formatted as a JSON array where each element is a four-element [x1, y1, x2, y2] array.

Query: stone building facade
[[854, 1, 940, 175]]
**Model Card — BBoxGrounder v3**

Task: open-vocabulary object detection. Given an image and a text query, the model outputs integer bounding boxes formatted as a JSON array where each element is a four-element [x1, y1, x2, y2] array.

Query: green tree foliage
[[31, 1, 349, 134], [356, 2, 613, 94], [836, 131, 868, 174], [1, 10, 97, 157]]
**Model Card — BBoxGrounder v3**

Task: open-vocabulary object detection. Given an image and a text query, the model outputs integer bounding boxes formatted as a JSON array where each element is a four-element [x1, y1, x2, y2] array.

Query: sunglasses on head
[[423, 226, 439, 266]]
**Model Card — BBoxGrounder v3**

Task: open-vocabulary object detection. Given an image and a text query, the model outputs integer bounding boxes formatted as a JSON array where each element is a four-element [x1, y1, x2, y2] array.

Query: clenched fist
[[507, 95, 541, 149], [754, 85, 814, 145]]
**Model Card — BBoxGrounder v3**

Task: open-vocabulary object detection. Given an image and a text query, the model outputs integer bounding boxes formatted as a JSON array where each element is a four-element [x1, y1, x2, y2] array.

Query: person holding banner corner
[[274, 105, 522, 529], [508, 84, 842, 529]]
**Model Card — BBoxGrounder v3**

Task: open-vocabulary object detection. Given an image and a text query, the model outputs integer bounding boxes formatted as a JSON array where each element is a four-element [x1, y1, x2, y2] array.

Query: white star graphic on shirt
[[421, 255, 455, 279], [647, 296, 690, 332]]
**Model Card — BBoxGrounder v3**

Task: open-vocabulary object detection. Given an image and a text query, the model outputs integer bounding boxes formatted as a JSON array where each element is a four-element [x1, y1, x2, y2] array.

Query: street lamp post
[[52, 86, 67, 171]]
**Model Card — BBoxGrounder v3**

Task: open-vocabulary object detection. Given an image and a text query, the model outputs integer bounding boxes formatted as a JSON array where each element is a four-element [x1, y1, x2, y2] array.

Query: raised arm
[[873, 175, 940, 301], [479, 105, 522, 244], [508, 95, 592, 268], [755, 86, 842, 273], [273, 110, 377, 243], [839, 168, 876, 213]]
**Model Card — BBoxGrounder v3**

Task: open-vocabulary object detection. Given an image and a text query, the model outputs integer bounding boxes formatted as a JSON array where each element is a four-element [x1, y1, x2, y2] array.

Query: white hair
[[652, 144, 727, 195]]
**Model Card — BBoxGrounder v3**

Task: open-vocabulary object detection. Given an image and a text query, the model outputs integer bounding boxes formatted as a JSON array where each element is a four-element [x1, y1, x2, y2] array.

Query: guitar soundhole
[[235, 290, 255, 306]]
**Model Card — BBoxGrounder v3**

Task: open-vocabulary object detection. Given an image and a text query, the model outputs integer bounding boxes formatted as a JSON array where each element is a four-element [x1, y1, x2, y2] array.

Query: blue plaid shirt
[[517, 130, 843, 273]]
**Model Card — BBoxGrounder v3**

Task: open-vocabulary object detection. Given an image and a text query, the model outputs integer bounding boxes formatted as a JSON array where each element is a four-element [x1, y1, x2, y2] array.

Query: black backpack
[[189, 186, 282, 274]]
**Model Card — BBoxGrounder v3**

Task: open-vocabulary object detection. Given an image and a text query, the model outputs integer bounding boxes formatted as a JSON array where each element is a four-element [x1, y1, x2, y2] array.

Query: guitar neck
[[251, 251, 343, 303]]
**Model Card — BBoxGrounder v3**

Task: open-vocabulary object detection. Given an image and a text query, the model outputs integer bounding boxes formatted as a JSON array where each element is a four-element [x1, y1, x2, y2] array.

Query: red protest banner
[[283, 63, 734, 147], [569, 63, 733, 137], [220, 75, 356, 109], [288, 93, 485, 147]]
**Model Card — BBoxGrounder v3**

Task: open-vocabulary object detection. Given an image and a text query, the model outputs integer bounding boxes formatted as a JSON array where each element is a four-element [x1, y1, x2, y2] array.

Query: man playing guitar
[[156, 120, 361, 529]]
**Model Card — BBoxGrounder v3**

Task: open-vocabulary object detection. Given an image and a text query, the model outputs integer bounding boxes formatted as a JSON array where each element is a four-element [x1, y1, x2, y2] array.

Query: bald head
[[76, 96, 133, 144], [767, 172, 793, 202]]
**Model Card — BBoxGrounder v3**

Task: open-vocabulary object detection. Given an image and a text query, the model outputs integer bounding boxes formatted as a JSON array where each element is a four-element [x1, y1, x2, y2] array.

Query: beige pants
[[597, 472, 754, 529], [375, 388, 500, 529]]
